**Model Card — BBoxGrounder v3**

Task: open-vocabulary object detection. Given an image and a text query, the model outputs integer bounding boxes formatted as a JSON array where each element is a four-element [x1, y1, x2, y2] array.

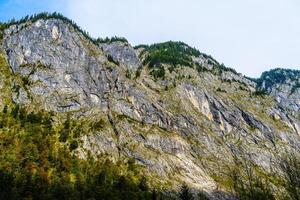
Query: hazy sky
[[0, 0, 299, 77]]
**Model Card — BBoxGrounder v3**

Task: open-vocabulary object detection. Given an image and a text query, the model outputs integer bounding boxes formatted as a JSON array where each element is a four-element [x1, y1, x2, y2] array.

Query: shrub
[[197, 191, 209, 200], [217, 88, 227, 93], [106, 54, 119, 65], [69, 140, 78, 151], [96, 36, 128, 44], [150, 66, 165, 79], [229, 156, 275, 200], [178, 183, 194, 200], [91, 119, 105, 131], [196, 63, 206, 73], [239, 85, 248, 91], [126, 69, 131, 79], [252, 90, 267, 97], [135, 68, 141, 78], [279, 152, 300, 200]]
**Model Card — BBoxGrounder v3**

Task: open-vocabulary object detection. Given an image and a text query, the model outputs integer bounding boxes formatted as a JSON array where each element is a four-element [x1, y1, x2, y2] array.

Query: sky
[[0, 0, 299, 77]]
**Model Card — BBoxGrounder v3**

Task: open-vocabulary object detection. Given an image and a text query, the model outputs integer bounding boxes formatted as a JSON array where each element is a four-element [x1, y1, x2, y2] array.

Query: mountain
[[0, 13, 299, 200], [256, 68, 300, 113]]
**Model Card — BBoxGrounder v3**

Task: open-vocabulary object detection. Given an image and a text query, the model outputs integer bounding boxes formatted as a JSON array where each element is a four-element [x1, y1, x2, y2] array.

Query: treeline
[[256, 68, 300, 90], [142, 41, 200, 69], [96, 36, 128, 44], [0, 104, 172, 200], [137, 41, 239, 79], [211, 152, 300, 200], [138, 41, 200, 79], [0, 104, 213, 200], [0, 12, 127, 46], [0, 12, 95, 44]]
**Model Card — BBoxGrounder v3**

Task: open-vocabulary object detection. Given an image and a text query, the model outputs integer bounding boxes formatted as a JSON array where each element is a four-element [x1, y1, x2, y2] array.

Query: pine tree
[[178, 183, 194, 200]]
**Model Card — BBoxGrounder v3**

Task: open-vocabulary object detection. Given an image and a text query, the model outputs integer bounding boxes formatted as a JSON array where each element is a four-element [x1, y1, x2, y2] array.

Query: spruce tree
[[178, 183, 194, 200]]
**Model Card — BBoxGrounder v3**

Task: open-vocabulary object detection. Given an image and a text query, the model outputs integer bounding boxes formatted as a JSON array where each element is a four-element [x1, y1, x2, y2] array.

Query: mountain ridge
[[2, 12, 298, 81]]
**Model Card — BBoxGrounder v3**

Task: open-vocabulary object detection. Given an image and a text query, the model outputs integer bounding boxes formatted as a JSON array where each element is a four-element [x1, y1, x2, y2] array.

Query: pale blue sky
[[0, 0, 299, 77]]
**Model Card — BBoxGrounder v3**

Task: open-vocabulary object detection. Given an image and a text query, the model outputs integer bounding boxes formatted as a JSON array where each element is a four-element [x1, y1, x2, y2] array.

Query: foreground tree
[[228, 155, 275, 200], [178, 183, 194, 200], [279, 152, 300, 200]]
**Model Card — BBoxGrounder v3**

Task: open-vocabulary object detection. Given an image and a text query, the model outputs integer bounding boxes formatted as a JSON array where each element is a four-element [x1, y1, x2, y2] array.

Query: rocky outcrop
[[257, 68, 300, 114], [3, 19, 118, 112], [99, 41, 140, 71]]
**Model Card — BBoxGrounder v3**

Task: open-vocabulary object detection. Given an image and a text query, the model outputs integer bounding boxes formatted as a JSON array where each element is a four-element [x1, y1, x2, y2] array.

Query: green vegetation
[[139, 41, 201, 79], [229, 164, 275, 200], [0, 49, 173, 198], [256, 68, 300, 90], [125, 69, 132, 79], [0, 12, 97, 44], [106, 54, 120, 66], [0, 12, 127, 47], [210, 152, 300, 200], [291, 82, 300, 94], [178, 183, 194, 200], [137, 41, 239, 79], [216, 88, 227, 93], [150, 66, 165, 79], [135, 67, 142, 78], [142, 41, 200, 69], [195, 63, 207, 73], [96, 36, 128, 44], [251, 90, 268, 97], [2, 12, 300, 200], [0, 23, 4, 42], [212, 63, 238, 75], [177, 184, 208, 200], [0, 104, 173, 200], [279, 152, 300, 200], [212, 156, 275, 200]]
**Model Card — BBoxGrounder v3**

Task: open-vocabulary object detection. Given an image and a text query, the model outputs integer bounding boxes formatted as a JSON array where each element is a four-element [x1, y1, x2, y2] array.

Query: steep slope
[[0, 14, 299, 199], [256, 68, 300, 114]]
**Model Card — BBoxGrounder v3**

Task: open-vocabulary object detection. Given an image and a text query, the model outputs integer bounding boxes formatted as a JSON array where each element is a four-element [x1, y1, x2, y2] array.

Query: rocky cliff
[[0, 15, 299, 199]]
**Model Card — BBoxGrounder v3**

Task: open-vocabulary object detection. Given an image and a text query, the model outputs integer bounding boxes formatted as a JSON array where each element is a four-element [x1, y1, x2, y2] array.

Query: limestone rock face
[[99, 41, 140, 71], [3, 19, 117, 112], [1, 18, 300, 199]]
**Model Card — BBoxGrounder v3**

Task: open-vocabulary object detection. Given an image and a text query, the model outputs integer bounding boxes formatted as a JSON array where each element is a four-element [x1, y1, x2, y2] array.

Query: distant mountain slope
[[0, 13, 299, 200], [256, 68, 300, 113]]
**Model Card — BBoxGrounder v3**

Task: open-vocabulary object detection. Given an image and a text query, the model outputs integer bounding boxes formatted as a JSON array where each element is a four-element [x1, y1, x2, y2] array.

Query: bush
[[106, 54, 119, 65], [252, 90, 267, 97], [216, 88, 227, 93], [279, 152, 300, 200], [126, 69, 131, 79], [91, 119, 105, 131], [69, 140, 78, 151], [96, 36, 128, 44], [135, 68, 141, 78], [229, 156, 275, 200], [138, 176, 149, 191], [178, 183, 194, 200], [196, 63, 206, 73], [150, 66, 165, 79], [197, 191, 209, 200]]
